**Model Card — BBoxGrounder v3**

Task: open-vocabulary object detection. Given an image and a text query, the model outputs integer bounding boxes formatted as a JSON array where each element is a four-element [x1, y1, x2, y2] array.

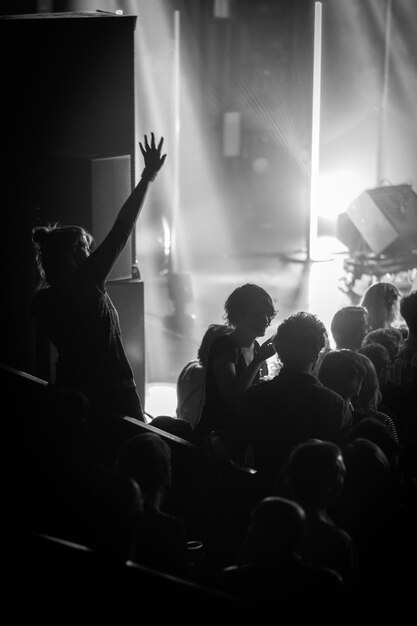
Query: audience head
[[197, 323, 231, 366], [330, 305, 369, 350], [350, 352, 382, 414], [223, 283, 277, 337], [282, 439, 346, 509], [399, 289, 417, 335], [245, 496, 307, 563], [342, 438, 392, 502], [360, 281, 401, 331], [361, 327, 403, 362], [347, 417, 400, 468], [114, 433, 171, 505], [32, 223, 94, 286], [273, 312, 327, 370], [358, 342, 391, 383], [317, 349, 365, 401]]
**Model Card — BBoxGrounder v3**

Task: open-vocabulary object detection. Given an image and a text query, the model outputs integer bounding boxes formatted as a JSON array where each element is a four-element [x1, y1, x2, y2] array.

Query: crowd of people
[[12, 130, 417, 616]]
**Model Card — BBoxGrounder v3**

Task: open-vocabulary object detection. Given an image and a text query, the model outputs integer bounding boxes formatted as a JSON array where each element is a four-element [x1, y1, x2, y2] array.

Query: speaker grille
[[346, 184, 417, 256]]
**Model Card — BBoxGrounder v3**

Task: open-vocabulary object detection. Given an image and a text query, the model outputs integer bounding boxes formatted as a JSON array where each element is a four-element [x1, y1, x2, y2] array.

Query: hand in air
[[140, 132, 167, 178], [257, 335, 276, 362]]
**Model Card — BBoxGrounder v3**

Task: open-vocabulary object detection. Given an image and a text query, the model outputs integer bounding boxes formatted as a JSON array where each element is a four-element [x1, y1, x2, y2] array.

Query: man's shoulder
[[244, 377, 280, 405], [246, 370, 346, 402], [313, 377, 344, 398], [275, 370, 340, 396], [314, 379, 350, 409]]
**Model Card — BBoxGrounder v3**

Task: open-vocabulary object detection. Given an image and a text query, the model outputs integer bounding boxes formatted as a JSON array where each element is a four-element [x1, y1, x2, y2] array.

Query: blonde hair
[[361, 281, 401, 331]]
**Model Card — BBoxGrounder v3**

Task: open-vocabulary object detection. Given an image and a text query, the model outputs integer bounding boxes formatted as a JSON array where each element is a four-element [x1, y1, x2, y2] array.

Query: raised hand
[[117, 132, 167, 223], [140, 132, 167, 180], [257, 335, 276, 362]]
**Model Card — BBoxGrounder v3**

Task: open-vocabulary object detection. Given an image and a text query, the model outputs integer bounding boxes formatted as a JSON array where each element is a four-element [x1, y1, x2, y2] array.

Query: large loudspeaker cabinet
[[1, 12, 139, 379], [39, 153, 132, 281], [106, 280, 145, 405], [346, 184, 417, 256]]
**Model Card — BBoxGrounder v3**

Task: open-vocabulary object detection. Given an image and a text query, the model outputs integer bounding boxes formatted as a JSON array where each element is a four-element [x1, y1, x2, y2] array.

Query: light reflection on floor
[[145, 382, 177, 421]]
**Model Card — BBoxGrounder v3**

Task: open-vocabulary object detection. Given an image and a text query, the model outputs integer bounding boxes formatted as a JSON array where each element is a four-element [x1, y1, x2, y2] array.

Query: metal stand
[[338, 251, 417, 299]]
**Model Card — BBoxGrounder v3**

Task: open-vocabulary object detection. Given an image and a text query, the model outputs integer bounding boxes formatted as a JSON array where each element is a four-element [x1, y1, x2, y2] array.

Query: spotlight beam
[[171, 9, 181, 273], [376, 0, 392, 186], [308, 1, 323, 261]]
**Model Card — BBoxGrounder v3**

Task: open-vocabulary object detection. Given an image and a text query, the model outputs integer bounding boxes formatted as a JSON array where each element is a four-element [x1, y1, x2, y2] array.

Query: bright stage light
[[317, 171, 366, 220]]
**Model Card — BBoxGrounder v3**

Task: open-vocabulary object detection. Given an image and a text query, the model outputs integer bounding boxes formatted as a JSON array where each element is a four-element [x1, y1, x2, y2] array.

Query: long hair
[[360, 281, 401, 331], [351, 352, 382, 414]]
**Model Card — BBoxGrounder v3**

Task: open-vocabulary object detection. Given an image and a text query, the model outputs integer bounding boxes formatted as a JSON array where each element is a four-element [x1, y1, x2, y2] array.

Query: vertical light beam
[[376, 0, 392, 186], [171, 9, 181, 273], [309, 1, 322, 261]]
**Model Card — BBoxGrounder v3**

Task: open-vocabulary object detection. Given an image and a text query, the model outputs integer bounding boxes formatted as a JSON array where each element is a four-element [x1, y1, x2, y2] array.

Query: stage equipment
[[345, 184, 417, 257]]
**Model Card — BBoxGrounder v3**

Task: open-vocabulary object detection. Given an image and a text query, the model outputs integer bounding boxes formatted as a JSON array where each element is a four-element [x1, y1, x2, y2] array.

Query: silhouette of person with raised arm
[[30, 133, 166, 422]]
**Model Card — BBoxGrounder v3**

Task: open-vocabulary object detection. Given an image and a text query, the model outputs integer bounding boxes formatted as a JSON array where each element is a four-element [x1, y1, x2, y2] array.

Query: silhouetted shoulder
[[208, 334, 238, 360]]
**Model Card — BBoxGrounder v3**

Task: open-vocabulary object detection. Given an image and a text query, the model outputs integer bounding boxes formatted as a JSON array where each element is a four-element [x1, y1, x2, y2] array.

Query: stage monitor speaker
[[39, 153, 132, 281], [346, 184, 417, 256], [336, 212, 371, 255], [106, 279, 145, 404]]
